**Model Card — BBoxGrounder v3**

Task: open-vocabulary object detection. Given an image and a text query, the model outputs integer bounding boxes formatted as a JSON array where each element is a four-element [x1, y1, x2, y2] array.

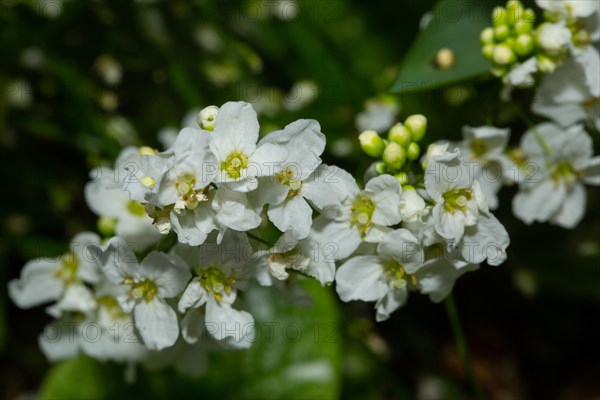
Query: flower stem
[[511, 104, 552, 156], [444, 294, 485, 400], [247, 232, 274, 247]]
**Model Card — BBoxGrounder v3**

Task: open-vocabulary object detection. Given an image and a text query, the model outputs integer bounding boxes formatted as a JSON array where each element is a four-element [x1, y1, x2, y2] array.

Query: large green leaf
[[39, 278, 342, 400], [391, 0, 493, 94]]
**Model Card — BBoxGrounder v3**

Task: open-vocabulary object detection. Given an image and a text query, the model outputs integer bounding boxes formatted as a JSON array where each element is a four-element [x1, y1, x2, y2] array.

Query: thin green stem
[[511, 104, 552, 156], [247, 232, 274, 247], [445, 294, 485, 400]]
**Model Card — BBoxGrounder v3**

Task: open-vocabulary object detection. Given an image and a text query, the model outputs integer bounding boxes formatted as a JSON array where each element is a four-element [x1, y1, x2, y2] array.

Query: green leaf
[[38, 278, 342, 400], [391, 0, 493, 94]]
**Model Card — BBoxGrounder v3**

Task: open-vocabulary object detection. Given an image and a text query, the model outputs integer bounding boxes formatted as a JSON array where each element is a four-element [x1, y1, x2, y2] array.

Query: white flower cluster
[[9, 101, 515, 377], [483, 0, 599, 130]]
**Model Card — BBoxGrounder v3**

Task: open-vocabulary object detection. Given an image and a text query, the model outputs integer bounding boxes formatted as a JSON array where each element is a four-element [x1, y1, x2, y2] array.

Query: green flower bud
[[482, 44, 495, 59], [492, 7, 507, 27], [515, 9, 535, 34], [505, 0, 523, 26], [494, 25, 510, 41], [537, 55, 557, 74], [491, 66, 507, 77], [573, 29, 591, 47], [407, 142, 420, 161], [98, 216, 117, 237], [480, 27, 495, 45], [514, 33, 534, 56], [198, 105, 219, 131], [359, 130, 385, 157], [435, 48, 455, 70], [492, 44, 516, 65], [388, 123, 411, 147], [404, 114, 427, 142], [394, 172, 409, 185], [374, 161, 387, 175], [382, 142, 406, 171]]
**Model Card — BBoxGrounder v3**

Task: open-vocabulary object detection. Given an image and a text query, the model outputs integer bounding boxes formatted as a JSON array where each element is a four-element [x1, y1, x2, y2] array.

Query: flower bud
[[374, 161, 387, 175], [491, 66, 506, 77], [536, 22, 571, 55], [407, 142, 420, 161], [423, 143, 449, 169], [536, 55, 557, 74], [405, 114, 427, 142], [494, 25, 510, 41], [359, 130, 385, 157], [382, 142, 406, 171], [482, 44, 495, 59], [492, 7, 507, 27], [139, 146, 157, 156], [388, 123, 411, 147], [97, 216, 117, 237], [514, 34, 534, 56], [435, 48, 455, 70], [480, 27, 495, 45], [505, 0, 523, 25], [514, 9, 535, 34], [400, 186, 426, 223], [394, 172, 409, 185], [198, 105, 219, 131], [492, 44, 516, 65]]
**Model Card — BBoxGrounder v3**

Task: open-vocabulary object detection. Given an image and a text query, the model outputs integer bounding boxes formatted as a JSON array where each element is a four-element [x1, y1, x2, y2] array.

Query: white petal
[[377, 229, 424, 273], [550, 183, 587, 228], [139, 252, 191, 298], [366, 174, 402, 226], [311, 216, 361, 260], [416, 260, 479, 302], [461, 214, 510, 266], [375, 287, 408, 322], [302, 165, 345, 210], [39, 321, 82, 361], [268, 196, 313, 239], [335, 256, 387, 302], [9, 260, 63, 308], [213, 187, 261, 231], [181, 308, 206, 344], [580, 156, 600, 185], [134, 299, 179, 350], [178, 280, 208, 312], [512, 179, 566, 224], [432, 202, 466, 243], [249, 142, 288, 178], [204, 299, 255, 348], [211, 101, 259, 160]]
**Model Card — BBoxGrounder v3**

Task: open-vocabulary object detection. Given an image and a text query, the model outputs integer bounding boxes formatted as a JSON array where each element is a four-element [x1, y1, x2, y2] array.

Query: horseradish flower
[[254, 120, 340, 239], [513, 123, 600, 228], [9, 232, 101, 308], [266, 231, 336, 285], [335, 229, 425, 321], [85, 146, 162, 249], [536, 22, 572, 55], [176, 231, 257, 348], [92, 237, 191, 350], [425, 150, 489, 243], [312, 173, 403, 260], [454, 126, 511, 209], [210, 101, 288, 192]]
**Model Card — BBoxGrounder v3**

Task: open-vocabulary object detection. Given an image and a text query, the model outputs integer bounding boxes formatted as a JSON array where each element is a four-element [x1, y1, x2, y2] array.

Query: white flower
[[455, 126, 511, 209], [253, 120, 339, 239], [85, 147, 162, 249], [312, 173, 403, 260], [176, 231, 257, 348], [9, 232, 101, 308], [425, 150, 488, 243], [92, 237, 191, 350], [536, 0, 599, 19], [536, 22, 572, 54], [504, 57, 538, 88], [210, 101, 288, 192], [513, 122, 600, 228], [265, 230, 336, 285], [355, 97, 400, 133], [336, 228, 485, 321], [399, 186, 427, 223]]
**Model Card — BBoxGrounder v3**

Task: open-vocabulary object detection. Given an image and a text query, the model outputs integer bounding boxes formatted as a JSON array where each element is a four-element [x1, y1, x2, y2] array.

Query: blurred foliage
[[1, 0, 599, 399]]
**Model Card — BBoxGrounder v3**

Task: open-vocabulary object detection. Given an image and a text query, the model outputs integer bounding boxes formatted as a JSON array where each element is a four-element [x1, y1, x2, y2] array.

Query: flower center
[[54, 253, 79, 284], [221, 152, 248, 179], [469, 139, 488, 158], [383, 259, 417, 289], [552, 161, 580, 186], [276, 166, 303, 199], [97, 296, 128, 320], [443, 189, 473, 215], [125, 278, 158, 303], [174, 174, 209, 212], [350, 196, 375, 236], [197, 266, 236, 302], [127, 200, 146, 217]]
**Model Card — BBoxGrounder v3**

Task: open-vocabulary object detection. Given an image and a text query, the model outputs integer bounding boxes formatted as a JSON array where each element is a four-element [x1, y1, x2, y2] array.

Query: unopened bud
[[382, 142, 406, 171], [482, 44, 495, 59], [405, 114, 427, 142], [139, 146, 157, 156], [505, 0, 523, 25], [374, 161, 387, 175], [97, 216, 117, 237], [480, 27, 495, 45], [537, 55, 557, 74], [359, 130, 385, 157], [491, 66, 507, 77], [435, 48, 455, 70], [388, 123, 411, 147], [492, 7, 507, 27], [494, 25, 510, 41], [514, 34, 534, 56], [394, 172, 409, 185], [492, 44, 516, 65], [198, 105, 219, 131], [407, 142, 420, 161]]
